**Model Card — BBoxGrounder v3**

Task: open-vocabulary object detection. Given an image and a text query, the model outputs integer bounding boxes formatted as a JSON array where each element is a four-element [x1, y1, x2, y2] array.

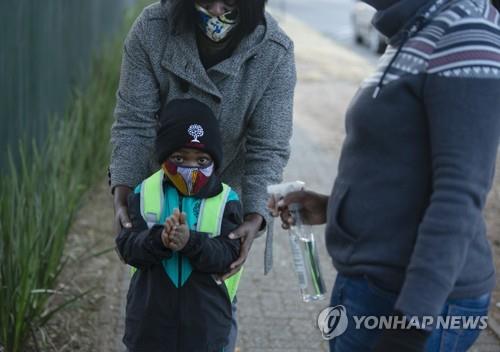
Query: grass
[[0, 2, 152, 351]]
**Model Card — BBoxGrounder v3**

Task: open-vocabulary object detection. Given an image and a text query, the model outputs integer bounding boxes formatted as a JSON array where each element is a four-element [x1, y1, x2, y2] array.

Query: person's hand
[[222, 213, 263, 280], [267, 190, 329, 229], [113, 185, 133, 234], [162, 208, 190, 251]]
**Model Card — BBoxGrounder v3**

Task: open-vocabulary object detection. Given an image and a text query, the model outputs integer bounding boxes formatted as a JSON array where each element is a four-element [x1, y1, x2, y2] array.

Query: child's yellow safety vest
[[132, 169, 242, 302]]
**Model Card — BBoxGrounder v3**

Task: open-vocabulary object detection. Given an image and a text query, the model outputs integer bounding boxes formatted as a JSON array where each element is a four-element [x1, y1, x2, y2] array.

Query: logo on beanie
[[188, 124, 204, 143]]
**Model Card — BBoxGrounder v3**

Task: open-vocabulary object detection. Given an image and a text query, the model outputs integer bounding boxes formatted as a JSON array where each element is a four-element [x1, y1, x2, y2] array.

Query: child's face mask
[[163, 160, 214, 196], [195, 3, 239, 42]]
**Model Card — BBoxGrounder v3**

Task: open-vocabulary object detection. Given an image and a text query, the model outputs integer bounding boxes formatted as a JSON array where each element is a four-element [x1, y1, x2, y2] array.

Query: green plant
[[0, 2, 153, 350]]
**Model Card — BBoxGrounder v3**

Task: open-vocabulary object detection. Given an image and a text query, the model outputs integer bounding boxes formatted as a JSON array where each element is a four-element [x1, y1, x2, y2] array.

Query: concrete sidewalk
[[234, 12, 500, 352]]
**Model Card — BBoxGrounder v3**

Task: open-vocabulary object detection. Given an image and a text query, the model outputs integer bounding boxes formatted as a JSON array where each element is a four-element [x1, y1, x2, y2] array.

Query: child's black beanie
[[155, 99, 223, 168]]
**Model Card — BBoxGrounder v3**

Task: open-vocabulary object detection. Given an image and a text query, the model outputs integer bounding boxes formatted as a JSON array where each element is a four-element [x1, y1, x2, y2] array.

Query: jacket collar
[[160, 4, 282, 95], [363, 0, 437, 44], [207, 13, 276, 77], [161, 28, 222, 98]]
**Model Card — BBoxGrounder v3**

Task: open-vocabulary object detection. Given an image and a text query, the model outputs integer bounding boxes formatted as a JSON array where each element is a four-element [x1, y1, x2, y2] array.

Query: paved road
[[269, 0, 379, 62], [271, 0, 352, 43]]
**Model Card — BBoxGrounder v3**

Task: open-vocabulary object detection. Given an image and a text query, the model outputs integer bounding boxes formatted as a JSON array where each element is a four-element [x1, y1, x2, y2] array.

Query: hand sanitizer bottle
[[268, 181, 326, 302]]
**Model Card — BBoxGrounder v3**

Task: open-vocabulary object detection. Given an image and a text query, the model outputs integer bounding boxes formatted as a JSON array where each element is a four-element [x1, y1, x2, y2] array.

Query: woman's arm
[[110, 10, 161, 193], [241, 44, 297, 227], [227, 41, 297, 275], [395, 67, 500, 318]]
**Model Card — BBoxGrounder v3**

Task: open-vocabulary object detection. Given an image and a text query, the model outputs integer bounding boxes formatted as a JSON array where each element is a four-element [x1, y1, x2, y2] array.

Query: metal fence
[[0, 0, 133, 168]]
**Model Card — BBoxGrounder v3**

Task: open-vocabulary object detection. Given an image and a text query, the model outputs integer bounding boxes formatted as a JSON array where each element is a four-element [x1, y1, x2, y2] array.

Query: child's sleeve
[[180, 197, 243, 274], [115, 192, 172, 269]]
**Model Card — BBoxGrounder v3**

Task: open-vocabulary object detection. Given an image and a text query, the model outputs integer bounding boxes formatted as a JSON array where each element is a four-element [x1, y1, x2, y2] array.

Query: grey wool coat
[[110, 2, 296, 226]]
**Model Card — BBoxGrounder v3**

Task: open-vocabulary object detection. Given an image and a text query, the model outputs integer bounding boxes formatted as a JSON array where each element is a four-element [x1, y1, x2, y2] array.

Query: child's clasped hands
[[161, 208, 190, 251]]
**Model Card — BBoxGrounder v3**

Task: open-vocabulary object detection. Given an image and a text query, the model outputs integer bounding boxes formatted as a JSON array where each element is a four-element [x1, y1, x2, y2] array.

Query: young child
[[116, 99, 243, 352]]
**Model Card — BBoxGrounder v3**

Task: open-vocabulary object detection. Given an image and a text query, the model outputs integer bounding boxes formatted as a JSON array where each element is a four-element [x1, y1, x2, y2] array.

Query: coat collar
[[207, 15, 268, 76], [161, 28, 222, 98], [363, 0, 444, 45], [160, 5, 282, 96]]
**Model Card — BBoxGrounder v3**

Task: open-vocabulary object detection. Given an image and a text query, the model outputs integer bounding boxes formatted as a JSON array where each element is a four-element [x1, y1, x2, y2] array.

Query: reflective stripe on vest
[[140, 169, 164, 229], [132, 169, 242, 302]]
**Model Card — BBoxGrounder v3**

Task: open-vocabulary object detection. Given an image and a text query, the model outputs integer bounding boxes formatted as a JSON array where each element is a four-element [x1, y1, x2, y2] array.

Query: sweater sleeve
[[115, 192, 172, 269], [109, 10, 161, 190], [180, 199, 243, 274], [395, 74, 500, 317], [394, 14, 500, 317], [241, 43, 296, 225]]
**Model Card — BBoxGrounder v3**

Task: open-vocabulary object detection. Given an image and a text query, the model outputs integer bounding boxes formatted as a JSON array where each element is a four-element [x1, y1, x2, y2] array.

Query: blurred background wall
[[0, 0, 134, 168]]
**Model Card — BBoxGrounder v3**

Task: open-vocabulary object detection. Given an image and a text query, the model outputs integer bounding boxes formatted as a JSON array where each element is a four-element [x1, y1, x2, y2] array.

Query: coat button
[[180, 80, 189, 93]]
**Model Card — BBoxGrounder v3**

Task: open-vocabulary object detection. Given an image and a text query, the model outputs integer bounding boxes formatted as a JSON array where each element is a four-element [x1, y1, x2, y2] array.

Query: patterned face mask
[[195, 3, 239, 42], [163, 160, 214, 196]]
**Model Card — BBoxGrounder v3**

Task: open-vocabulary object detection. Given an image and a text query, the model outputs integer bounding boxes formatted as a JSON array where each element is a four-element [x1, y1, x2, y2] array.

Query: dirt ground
[[26, 181, 124, 351], [30, 10, 500, 352]]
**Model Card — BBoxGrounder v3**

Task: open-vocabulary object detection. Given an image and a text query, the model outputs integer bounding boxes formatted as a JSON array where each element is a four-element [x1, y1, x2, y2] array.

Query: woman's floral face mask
[[195, 3, 239, 42]]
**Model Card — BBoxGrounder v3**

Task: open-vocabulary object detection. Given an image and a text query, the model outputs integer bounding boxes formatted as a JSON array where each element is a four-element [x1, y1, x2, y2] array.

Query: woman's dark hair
[[493, 0, 500, 10], [163, 0, 268, 37]]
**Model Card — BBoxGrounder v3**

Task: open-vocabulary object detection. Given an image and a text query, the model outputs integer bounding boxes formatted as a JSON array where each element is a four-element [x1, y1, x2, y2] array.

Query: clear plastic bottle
[[268, 182, 326, 302]]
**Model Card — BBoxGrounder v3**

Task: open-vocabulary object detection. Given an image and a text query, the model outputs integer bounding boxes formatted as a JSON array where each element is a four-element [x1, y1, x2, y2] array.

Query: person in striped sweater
[[272, 0, 500, 351]]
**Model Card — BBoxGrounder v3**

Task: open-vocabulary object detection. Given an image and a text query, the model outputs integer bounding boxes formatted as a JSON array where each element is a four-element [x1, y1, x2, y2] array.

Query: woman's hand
[[113, 185, 133, 234], [268, 190, 329, 229], [222, 213, 263, 280]]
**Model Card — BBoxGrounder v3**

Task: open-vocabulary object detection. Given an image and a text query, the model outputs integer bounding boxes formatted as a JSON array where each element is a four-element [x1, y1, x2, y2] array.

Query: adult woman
[[110, 0, 296, 350], [272, 0, 500, 351]]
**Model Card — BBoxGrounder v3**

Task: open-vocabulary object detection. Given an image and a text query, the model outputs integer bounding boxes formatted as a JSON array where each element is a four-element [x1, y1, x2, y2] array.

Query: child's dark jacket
[[116, 175, 242, 352]]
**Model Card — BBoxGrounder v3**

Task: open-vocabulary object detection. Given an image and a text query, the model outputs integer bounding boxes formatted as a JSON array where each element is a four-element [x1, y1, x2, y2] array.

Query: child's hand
[[161, 209, 179, 248], [161, 208, 190, 251]]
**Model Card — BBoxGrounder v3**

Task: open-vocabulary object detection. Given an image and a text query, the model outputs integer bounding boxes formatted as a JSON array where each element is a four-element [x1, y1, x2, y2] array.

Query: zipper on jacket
[[178, 252, 182, 287], [177, 250, 182, 351], [178, 194, 183, 288], [177, 194, 183, 352]]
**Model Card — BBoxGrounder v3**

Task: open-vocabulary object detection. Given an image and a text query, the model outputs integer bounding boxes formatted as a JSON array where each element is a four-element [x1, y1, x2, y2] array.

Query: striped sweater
[[326, 0, 500, 318], [363, 0, 500, 89]]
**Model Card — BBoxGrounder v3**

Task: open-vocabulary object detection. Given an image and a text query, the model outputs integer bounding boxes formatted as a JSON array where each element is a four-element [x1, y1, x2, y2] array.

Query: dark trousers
[[329, 274, 490, 352]]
